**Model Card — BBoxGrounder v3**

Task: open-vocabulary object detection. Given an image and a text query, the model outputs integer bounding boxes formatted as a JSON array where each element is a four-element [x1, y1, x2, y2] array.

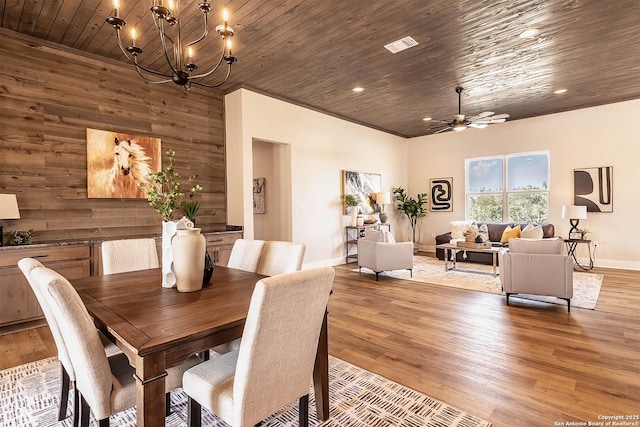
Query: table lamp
[[561, 204, 587, 239], [0, 194, 21, 247], [376, 192, 392, 223]]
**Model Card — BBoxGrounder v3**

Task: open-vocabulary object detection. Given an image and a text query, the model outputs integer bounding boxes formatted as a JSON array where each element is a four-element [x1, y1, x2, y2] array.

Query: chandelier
[[106, 0, 237, 90]]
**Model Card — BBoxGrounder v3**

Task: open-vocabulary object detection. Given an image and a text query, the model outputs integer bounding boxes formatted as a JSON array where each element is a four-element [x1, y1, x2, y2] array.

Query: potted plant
[[343, 194, 361, 226], [393, 187, 428, 247]]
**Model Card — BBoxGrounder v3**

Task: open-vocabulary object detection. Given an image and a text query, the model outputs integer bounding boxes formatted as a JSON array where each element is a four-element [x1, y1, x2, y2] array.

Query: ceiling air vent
[[384, 36, 418, 54]]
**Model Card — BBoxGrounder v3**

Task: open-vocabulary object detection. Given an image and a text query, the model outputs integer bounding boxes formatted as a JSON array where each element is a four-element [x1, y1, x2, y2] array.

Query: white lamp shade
[[561, 204, 587, 220], [376, 192, 392, 205], [0, 194, 20, 219]]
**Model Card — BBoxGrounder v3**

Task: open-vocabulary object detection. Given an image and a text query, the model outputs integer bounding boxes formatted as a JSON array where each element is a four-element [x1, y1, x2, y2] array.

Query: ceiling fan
[[431, 87, 510, 134]]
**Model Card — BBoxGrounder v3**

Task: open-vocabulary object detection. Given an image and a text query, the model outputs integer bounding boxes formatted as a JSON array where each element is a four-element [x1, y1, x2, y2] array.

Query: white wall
[[408, 99, 640, 270], [225, 89, 408, 267]]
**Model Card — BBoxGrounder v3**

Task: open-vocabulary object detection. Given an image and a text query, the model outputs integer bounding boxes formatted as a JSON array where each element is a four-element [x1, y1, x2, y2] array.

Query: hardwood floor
[[2, 260, 639, 426]]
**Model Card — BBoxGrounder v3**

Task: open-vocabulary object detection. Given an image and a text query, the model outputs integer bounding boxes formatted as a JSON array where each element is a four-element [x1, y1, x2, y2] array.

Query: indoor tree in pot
[[393, 187, 428, 251], [139, 149, 203, 289]]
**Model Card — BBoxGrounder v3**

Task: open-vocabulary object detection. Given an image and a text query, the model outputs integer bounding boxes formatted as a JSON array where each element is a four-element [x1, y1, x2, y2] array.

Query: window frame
[[465, 150, 550, 223]]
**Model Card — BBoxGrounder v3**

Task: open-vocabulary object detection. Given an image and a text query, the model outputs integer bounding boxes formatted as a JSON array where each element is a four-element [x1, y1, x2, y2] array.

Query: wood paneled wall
[[0, 29, 227, 244]]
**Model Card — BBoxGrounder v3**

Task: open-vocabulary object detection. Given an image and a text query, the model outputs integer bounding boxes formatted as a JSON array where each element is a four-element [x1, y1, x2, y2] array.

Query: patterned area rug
[[355, 256, 603, 310], [0, 355, 491, 427]]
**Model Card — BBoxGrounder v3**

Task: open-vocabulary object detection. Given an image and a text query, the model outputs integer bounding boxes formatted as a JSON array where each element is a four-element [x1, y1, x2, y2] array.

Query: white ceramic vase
[[161, 220, 178, 288], [350, 207, 358, 227], [172, 228, 206, 293]]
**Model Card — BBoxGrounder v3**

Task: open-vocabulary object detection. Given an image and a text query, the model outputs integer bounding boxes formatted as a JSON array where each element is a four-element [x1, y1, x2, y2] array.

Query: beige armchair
[[357, 229, 413, 281], [500, 238, 573, 311]]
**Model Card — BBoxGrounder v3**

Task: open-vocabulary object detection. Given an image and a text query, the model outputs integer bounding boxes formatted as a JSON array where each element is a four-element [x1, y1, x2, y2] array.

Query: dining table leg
[[313, 309, 329, 420], [135, 353, 167, 427]]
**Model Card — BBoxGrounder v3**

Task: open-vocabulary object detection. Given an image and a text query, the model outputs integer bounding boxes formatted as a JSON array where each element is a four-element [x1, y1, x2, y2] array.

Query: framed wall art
[[430, 177, 453, 212], [87, 129, 161, 199], [342, 170, 381, 214], [253, 177, 266, 214], [574, 166, 613, 212]]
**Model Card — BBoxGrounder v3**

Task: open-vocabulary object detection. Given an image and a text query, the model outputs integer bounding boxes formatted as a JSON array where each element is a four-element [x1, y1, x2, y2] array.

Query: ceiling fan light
[[453, 122, 467, 132]]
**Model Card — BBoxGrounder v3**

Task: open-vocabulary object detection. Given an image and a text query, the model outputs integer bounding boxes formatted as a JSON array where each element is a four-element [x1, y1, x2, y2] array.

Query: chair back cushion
[[256, 241, 305, 276], [31, 266, 113, 420], [364, 229, 384, 242], [508, 237, 563, 254], [227, 239, 265, 272], [234, 267, 334, 426], [101, 238, 159, 275], [18, 258, 76, 381]]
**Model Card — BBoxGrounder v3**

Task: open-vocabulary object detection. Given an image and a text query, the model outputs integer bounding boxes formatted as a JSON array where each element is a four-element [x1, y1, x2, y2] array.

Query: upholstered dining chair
[[101, 238, 159, 275], [30, 265, 200, 427], [226, 238, 266, 272], [183, 267, 335, 427], [214, 240, 305, 355], [255, 240, 306, 276], [18, 258, 78, 425]]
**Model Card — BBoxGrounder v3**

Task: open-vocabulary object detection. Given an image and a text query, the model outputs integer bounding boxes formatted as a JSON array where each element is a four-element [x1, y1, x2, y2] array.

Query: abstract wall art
[[342, 170, 381, 214], [430, 177, 453, 212], [574, 166, 613, 212], [253, 177, 266, 214], [87, 129, 161, 199]]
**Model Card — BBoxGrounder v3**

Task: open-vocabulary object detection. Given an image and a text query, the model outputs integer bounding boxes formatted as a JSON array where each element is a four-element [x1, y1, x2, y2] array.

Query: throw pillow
[[450, 221, 473, 239], [500, 224, 521, 243], [364, 230, 385, 242], [477, 222, 489, 242], [383, 231, 396, 243], [521, 224, 544, 239]]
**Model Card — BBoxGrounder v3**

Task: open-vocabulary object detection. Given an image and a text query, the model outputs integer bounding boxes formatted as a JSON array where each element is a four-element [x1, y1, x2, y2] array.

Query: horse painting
[[87, 129, 161, 198]]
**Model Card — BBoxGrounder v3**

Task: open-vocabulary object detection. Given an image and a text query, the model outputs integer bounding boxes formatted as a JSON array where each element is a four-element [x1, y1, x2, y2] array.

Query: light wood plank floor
[[2, 259, 639, 427]]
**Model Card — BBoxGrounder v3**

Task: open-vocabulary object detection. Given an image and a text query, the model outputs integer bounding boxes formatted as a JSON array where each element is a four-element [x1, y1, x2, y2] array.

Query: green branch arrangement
[[139, 149, 202, 222]]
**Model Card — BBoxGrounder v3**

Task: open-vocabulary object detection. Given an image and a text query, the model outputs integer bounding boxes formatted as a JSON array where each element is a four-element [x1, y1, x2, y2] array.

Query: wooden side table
[[564, 239, 594, 271]]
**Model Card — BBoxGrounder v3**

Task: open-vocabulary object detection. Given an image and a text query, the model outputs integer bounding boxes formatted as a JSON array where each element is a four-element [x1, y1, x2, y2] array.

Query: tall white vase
[[161, 221, 178, 288], [172, 228, 206, 293], [350, 207, 358, 227]]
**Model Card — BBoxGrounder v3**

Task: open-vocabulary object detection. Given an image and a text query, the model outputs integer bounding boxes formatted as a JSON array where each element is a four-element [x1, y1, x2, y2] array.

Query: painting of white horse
[[87, 129, 161, 198]]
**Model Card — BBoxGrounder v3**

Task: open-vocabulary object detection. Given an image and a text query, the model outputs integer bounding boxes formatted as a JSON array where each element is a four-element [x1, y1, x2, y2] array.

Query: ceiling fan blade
[[433, 126, 452, 134], [488, 118, 506, 123], [468, 123, 488, 129], [429, 119, 452, 124], [468, 111, 495, 122], [490, 113, 510, 120]]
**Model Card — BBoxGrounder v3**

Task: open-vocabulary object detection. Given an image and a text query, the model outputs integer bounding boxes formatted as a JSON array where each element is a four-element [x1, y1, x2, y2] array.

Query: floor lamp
[[561, 205, 587, 239]]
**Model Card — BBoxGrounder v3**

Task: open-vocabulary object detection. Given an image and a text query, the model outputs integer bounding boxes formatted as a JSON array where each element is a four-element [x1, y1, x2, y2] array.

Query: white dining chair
[[214, 240, 305, 355], [256, 240, 305, 276], [226, 238, 265, 272], [30, 265, 201, 427], [101, 238, 159, 275], [183, 267, 335, 427]]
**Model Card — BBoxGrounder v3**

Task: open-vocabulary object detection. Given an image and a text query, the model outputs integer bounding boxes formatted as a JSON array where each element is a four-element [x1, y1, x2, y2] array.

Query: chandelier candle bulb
[[227, 39, 232, 55], [130, 27, 136, 45], [112, 0, 119, 17]]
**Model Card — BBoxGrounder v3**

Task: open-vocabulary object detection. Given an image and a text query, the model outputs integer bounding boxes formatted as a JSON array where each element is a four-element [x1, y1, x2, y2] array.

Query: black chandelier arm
[[186, 10, 209, 48], [151, 13, 180, 75], [189, 63, 232, 88], [190, 48, 226, 80], [114, 31, 176, 80], [132, 63, 175, 84]]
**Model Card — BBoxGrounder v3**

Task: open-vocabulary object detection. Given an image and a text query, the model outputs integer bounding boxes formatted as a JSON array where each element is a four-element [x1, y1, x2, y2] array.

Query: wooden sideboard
[[0, 230, 242, 334]]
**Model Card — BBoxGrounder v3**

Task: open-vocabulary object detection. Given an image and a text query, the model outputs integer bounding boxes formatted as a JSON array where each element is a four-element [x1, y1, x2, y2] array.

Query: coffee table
[[436, 243, 503, 277]]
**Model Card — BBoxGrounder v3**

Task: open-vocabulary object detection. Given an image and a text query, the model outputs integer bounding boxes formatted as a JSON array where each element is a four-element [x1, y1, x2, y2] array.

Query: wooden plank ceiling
[[2, 0, 640, 138]]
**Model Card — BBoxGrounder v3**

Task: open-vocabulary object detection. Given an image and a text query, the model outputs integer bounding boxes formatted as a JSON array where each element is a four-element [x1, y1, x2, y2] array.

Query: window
[[466, 151, 549, 223]]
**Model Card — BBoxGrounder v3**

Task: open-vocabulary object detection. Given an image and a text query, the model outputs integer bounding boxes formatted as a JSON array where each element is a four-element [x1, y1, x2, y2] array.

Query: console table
[[345, 224, 391, 263], [564, 239, 594, 271]]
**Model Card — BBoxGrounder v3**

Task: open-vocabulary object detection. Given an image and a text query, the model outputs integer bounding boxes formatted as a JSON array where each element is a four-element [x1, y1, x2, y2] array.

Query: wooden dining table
[[70, 266, 330, 427]]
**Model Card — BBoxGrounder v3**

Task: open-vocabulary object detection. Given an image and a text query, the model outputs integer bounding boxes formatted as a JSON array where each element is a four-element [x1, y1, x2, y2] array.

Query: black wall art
[[574, 166, 613, 212], [430, 177, 453, 212]]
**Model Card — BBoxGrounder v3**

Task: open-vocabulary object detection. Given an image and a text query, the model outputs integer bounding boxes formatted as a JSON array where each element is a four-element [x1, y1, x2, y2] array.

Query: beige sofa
[[500, 238, 573, 312]]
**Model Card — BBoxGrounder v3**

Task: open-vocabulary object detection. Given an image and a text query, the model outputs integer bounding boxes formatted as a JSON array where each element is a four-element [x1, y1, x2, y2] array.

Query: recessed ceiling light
[[422, 117, 432, 121], [352, 87, 364, 93], [519, 27, 540, 39], [554, 88, 568, 94]]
